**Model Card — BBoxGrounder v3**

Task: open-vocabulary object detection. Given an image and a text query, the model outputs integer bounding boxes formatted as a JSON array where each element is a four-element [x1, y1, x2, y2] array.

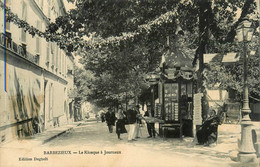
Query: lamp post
[[236, 19, 256, 163]]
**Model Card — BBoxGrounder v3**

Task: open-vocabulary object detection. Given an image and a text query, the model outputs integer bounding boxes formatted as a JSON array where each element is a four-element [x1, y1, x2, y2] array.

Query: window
[[51, 42, 55, 67], [20, 43, 27, 56], [35, 21, 41, 54], [49, 83, 53, 120], [46, 43, 50, 65], [64, 55, 67, 77], [61, 52, 65, 74], [55, 45, 58, 69], [6, 0, 11, 31], [59, 49, 61, 73], [6, 21, 10, 32], [21, 30, 26, 43], [21, 1, 27, 43], [5, 32, 12, 49]]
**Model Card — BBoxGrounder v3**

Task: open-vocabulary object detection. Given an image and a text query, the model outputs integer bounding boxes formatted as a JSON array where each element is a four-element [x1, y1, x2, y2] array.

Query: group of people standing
[[104, 105, 156, 142]]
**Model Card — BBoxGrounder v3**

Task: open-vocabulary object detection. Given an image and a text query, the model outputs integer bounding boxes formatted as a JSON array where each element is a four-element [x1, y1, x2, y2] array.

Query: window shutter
[[46, 43, 50, 64], [21, 1, 27, 43], [36, 21, 41, 54], [6, 0, 11, 31]]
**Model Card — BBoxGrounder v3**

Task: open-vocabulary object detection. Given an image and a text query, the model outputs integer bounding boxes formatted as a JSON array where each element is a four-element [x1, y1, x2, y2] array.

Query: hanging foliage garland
[[0, 1, 74, 50], [0, 0, 184, 52]]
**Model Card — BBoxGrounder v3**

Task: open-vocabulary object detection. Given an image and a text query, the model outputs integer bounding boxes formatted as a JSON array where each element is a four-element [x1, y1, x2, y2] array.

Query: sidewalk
[[0, 121, 83, 149]]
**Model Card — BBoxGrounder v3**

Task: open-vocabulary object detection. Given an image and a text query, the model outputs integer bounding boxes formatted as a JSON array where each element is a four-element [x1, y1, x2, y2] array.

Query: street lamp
[[236, 19, 256, 163]]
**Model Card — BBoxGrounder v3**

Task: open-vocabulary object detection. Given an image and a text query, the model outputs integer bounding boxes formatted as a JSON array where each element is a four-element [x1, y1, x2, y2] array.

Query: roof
[[159, 48, 194, 80], [162, 48, 193, 71]]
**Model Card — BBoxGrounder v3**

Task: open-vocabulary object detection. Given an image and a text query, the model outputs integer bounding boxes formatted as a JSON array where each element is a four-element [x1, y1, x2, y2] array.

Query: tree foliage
[[69, 0, 259, 107], [2, 0, 259, 107], [204, 38, 260, 100]]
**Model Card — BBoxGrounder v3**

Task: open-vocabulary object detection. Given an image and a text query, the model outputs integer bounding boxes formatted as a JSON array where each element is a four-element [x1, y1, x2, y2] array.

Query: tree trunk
[[197, 0, 210, 121]]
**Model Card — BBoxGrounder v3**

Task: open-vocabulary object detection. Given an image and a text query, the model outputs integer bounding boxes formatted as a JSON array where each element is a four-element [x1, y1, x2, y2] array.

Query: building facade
[[0, 0, 75, 143]]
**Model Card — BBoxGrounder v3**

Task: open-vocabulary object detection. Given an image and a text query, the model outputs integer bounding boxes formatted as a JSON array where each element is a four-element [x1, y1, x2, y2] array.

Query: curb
[[42, 127, 73, 144], [42, 123, 82, 144], [0, 122, 85, 148]]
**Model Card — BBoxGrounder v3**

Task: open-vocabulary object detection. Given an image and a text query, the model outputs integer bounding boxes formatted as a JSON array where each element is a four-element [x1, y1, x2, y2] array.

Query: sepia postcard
[[0, 0, 259, 167]]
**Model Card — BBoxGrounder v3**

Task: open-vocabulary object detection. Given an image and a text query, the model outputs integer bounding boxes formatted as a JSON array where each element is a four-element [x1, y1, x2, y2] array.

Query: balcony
[[0, 33, 40, 65]]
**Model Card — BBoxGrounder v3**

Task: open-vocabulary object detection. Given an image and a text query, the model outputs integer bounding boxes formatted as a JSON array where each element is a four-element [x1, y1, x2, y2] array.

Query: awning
[[203, 52, 240, 64], [222, 52, 239, 63]]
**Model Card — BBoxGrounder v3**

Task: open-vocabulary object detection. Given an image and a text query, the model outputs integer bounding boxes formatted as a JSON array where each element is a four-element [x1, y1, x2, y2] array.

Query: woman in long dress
[[116, 109, 127, 140]]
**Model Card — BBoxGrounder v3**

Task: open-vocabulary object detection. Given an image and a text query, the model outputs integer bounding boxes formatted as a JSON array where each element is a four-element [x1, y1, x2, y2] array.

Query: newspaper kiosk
[[157, 49, 194, 138]]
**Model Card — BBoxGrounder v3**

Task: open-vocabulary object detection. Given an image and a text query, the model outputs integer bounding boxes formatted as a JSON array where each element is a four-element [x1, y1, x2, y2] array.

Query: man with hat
[[105, 107, 116, 133]]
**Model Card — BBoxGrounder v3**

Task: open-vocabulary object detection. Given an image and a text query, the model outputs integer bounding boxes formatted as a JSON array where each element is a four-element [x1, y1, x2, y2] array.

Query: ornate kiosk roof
[[161, 48, 194, 81]]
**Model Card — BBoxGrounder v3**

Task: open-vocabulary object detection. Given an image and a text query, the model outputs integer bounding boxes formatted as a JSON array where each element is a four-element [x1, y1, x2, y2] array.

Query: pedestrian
[[85, 112, 90, 119], [144, 110, 156, 138], [196, 109, 221, 146], [105, 108, 116, 133], [101, 113, 105, 122], [134, 105, 142, 139], [95, 113, 99, 122], [125, 106, 138, 142], [115, 108, 127, 140]]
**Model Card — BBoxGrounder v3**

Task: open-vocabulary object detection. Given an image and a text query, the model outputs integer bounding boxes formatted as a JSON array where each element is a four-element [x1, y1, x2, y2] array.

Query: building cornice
[[60, 0, 67, 15], [29, 0, 67, 24], [29, 0, 50, 24]]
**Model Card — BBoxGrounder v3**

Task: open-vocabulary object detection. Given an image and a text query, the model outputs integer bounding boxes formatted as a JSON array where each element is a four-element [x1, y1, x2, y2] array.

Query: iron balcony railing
[[0, 33, 40, 65]]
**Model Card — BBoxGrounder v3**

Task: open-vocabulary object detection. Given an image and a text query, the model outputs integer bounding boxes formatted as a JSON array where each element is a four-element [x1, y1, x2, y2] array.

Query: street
[[0, 121, 244, 167], [0, 1, 259, 167]]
